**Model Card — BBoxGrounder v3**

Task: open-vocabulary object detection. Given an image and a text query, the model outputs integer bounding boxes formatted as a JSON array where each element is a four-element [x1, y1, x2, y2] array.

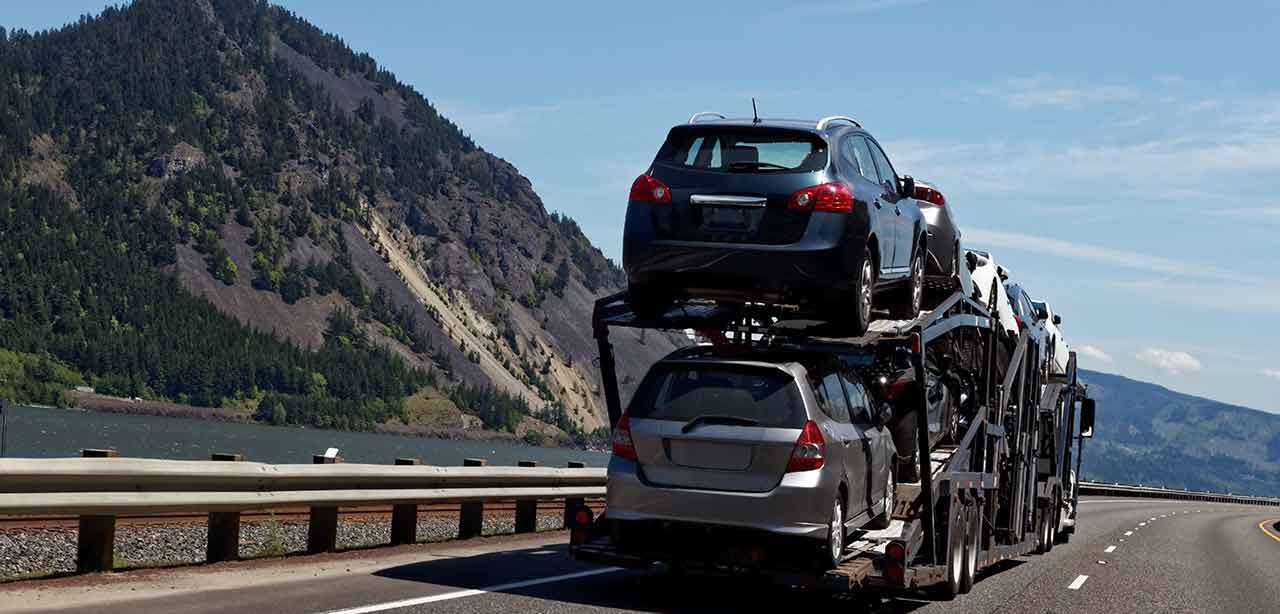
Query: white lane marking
[[1149, 517, 1156, 521], [1068, 575, 1090, 590], [1104, 545, 1117, 553], [1139, 522, 1147, 526], [1124, 531, 1133, 536], [319, 567, 620, 614]]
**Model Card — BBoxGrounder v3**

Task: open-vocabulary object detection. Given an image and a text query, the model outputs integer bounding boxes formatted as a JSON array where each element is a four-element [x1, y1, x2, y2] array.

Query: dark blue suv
[[622, 114, 926, 334]]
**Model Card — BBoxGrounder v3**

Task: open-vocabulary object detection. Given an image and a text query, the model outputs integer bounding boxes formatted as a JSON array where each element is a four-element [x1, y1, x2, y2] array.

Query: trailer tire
[[960, 502, 979, 594], [1035, 507, 1053, 554], [935, 499, 965, 600]]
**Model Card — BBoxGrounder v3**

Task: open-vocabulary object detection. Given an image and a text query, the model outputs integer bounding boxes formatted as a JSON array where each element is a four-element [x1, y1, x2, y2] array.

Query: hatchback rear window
[[628, 363, 805, 428], [655, 128, 828, 173]]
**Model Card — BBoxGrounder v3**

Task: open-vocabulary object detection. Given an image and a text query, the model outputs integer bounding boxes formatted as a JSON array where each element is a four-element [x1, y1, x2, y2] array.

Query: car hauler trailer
[[571, 285, 1095, 598]]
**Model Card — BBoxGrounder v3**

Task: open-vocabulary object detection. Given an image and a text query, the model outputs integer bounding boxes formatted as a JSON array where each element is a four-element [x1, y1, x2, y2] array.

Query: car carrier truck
[[569, 283, 1096, 598]]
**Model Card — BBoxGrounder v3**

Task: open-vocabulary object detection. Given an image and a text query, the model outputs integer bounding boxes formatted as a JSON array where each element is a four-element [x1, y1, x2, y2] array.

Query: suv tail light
[[914, 185, 946, 206], [787, 182, 853, 213], [611, 412, 637, 461], [785, 420, 826, 472], [629, 174, 671, 204]]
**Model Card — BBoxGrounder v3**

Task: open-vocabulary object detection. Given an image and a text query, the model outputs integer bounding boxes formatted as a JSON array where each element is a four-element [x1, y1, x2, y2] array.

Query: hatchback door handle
[[895, 207, 902, 215], [873, 200, 882, 209]]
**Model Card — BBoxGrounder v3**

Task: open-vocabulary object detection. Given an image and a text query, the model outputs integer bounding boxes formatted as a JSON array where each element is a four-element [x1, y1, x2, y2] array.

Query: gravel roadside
[[0, 513, 565, 580]]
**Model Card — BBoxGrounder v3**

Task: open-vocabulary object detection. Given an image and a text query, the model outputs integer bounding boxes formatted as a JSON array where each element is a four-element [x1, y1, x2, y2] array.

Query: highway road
[[5, 497, 1279, 614]]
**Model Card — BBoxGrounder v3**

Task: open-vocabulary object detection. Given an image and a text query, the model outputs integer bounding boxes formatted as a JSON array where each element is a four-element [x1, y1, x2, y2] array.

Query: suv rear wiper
[[726, 161, 789, 172], [681, 414, 760, 433]]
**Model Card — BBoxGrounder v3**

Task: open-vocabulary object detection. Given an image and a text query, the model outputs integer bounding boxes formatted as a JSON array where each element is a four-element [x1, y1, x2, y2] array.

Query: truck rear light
[[787, 182, 853, 213], [611, 412, 637, 461], [629, 174, 671, 204], [884, 540, 907, 583], [913, 185, 946, 206], [785, 420, 826, 472]]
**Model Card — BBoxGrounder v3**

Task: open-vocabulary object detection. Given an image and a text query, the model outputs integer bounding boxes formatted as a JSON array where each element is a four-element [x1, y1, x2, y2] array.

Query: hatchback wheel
[[822, 496, 845, 569], [867, 469, 895, 530]]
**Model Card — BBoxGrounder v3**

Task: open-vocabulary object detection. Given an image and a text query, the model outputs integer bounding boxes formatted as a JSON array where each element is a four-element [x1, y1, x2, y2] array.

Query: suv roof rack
[[688, 111, 727, 124], [815, 115, 862, 130]]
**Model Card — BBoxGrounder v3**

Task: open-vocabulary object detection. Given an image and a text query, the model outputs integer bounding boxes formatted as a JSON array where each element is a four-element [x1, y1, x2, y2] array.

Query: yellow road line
[[1259, 519, 1280, 544]]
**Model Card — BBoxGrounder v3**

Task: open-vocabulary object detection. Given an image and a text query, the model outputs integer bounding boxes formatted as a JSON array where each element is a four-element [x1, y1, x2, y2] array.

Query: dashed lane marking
[[1104, 545, 1117, 553], [318, 567, 621, 614], [1068, 575, 1089, 590], [1124, 531, 1133, 536]]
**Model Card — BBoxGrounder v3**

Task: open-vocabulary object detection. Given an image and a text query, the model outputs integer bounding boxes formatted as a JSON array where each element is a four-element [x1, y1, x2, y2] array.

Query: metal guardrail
[[0, 452, 607, 574], [1079, 481, 1280, 506]]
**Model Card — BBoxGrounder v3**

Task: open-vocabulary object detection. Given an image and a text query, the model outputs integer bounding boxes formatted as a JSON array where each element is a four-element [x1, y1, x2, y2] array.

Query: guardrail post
[[76, 448, 118, 572], [207, 453, 244, 563], [307, 453, 342, 554], [564, 461, 587, 528], [458, 458, 486, 539], [515, 460, 539, 534], [391, 457, 421, 545]]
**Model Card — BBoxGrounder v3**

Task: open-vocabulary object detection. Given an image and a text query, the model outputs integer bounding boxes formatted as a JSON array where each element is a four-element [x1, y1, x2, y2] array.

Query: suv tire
[[889, 248, 924, 319]]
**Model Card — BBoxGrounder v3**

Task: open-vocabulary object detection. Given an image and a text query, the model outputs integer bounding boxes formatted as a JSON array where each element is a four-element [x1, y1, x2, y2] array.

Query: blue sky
[[10, 1, 1280, 412]]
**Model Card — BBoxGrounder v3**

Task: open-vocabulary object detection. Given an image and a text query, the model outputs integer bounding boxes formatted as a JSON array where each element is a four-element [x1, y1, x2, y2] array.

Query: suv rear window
[[628, 363, 805, 428], [655, 127, 828, 173]]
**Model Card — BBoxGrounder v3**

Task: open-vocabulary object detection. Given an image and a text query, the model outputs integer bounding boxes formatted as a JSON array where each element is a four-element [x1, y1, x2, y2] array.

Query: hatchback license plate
[[704, 206, 752, 230]]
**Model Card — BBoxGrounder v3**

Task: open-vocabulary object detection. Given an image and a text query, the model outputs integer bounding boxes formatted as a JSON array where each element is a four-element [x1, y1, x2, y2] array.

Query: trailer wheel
[[1035, 507, 1053, 554], [959, 502, 979, 594], [934, 498, 965, 600]]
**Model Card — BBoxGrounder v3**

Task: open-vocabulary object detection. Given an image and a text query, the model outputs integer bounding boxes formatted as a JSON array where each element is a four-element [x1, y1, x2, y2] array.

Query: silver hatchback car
[[607, 348, 898, 569]]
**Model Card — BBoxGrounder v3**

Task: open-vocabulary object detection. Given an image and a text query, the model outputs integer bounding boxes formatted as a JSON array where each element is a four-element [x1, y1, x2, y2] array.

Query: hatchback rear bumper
[[606, 457, 833, 540]]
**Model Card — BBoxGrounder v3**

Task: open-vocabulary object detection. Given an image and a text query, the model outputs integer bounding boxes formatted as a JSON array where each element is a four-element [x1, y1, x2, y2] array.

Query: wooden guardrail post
[[515, 460, 539, 534], [207, 453, 244, 563], [77, 448, 118, 572], [458, 458, 486, 539], [307, 452, 342, 554], [564, 460, 586, 528], [390, 457, 421, 545]]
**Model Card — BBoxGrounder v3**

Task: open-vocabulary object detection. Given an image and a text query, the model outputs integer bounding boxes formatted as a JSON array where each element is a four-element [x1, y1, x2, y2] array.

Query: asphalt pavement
[[5, 497, 1279, 614]]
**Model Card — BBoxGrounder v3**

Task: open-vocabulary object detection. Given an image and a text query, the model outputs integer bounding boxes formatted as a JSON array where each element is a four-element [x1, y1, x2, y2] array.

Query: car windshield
[[627, 362, 805, 428], [655, 127, 828, 173]]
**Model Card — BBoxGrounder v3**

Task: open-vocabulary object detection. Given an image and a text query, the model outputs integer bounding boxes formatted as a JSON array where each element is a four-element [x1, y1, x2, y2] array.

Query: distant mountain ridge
[[0, 0, 674, 441], [1080, 369, 1280, 497]]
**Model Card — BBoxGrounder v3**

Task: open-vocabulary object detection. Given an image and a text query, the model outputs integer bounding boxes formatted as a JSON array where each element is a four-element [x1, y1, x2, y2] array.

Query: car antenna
[[752, 97, 761, 124]]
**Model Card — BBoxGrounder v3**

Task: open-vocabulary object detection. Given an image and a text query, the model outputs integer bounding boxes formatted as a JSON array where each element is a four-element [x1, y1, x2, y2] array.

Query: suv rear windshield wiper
[[680, 414, 761, 433], [726, 161, 790, 172]]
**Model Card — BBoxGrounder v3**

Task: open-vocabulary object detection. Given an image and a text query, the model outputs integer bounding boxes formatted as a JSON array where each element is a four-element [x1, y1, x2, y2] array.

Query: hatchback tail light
[[914, 185, 946, 206], [785, 420, 826, 472], [787, 182, 853, 213], [611, 412, 637, 461], [629, 174, 671, 204]]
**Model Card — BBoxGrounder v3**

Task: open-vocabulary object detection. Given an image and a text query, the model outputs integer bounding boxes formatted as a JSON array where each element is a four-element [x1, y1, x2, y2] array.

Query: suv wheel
[[890, 249, 924, 319], [843, 249, 875, 336]]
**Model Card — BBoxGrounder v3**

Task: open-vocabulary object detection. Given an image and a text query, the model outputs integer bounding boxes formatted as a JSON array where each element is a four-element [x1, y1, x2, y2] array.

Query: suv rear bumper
[[623, 204, 864, 305], [606, 457, 832, 540]]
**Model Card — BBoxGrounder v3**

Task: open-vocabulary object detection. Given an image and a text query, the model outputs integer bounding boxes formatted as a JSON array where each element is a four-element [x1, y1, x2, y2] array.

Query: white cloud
[[1078, 345, 1114, 364], [964, 228, 1264, 285], [1264, 369, 1280, 381], [1135, 348, 1202, 374], [958, 76, 1140, 110]]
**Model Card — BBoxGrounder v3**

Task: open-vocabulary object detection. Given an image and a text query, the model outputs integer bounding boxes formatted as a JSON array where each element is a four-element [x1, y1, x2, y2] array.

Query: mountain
[[1080, 369, 1280, 497], [0, 0, 675, 442]]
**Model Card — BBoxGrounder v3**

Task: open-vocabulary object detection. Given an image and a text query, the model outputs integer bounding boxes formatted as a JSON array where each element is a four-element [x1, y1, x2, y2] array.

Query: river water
[[0, 405, 609, 467]]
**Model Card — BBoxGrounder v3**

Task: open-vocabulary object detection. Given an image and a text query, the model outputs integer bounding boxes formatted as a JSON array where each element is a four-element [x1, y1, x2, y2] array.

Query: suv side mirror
[[965, 251, 979, 273], [1078, 398, 1095, 438], [900, 175, 916, 198], [1053, 314, 1062, 325]]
